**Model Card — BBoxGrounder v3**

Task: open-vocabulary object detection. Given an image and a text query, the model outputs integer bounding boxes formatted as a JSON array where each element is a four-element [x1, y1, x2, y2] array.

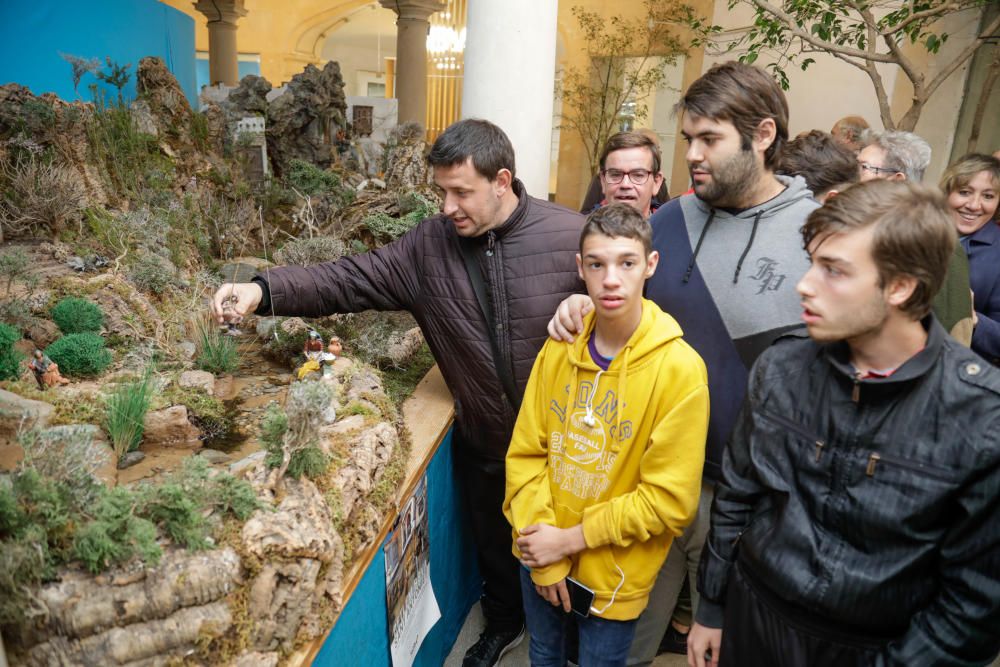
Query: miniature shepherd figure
[[28, 349, 69, 389]]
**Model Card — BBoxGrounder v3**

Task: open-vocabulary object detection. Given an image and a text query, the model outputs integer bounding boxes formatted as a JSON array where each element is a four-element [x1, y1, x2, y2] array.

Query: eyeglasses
[[858, 162, 901, 177], [601, 168, 652, 185]]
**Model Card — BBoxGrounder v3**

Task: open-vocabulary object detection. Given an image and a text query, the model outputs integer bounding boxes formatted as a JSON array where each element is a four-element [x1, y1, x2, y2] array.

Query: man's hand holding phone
[[534, 579, 572, 612]]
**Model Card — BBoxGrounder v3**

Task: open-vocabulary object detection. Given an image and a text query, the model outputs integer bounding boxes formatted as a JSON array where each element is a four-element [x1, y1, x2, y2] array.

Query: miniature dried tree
[[726, 0, 999, 132], [558, 0, 712, 175], [262, 380, 335, 495]]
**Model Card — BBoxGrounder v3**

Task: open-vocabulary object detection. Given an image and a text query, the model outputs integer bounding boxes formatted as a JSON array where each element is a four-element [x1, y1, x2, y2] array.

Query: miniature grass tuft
[[104, 368, 154, 461], [196, 318, 239, 375]]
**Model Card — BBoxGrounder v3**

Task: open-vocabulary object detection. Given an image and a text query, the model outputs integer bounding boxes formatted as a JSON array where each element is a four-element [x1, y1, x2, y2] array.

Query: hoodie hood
[[688, 173, 815, 221], [682, 174, 816, 285]]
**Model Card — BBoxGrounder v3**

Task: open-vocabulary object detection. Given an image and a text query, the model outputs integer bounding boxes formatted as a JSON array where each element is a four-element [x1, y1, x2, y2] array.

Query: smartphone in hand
[[566, 577, 596, 617]]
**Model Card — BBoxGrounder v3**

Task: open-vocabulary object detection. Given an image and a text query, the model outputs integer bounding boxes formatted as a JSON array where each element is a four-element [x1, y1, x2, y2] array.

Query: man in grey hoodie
[[548, 61, 819, 665]]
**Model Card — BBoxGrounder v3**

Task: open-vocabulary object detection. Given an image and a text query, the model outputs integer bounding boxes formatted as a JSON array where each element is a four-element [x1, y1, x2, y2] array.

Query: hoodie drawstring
[[682, 209, 715, 284], [732, 210, 763, 284], [582, 369, 604, 428]]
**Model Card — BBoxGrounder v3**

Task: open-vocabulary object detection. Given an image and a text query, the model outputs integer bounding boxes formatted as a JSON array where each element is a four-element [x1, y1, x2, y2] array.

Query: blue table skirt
[[313, 427, 480, 666]]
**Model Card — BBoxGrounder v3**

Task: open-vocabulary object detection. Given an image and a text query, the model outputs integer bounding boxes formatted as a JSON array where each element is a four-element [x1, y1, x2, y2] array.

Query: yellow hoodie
[[504, 299, 709, 621]]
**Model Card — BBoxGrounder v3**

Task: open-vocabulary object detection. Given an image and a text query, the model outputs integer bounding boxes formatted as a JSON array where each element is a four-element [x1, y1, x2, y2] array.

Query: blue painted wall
[[313, 428, 481, 666], [196, 56, 260, 93], [0, 0, 196, 105]]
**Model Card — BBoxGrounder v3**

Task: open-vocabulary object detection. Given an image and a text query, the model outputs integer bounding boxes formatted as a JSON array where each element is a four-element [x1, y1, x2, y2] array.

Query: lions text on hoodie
[[503, 300, 709, 620]]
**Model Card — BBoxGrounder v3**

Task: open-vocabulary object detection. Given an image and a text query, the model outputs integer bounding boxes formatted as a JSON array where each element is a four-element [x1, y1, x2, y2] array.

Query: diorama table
[[291, 366, 480, 666]]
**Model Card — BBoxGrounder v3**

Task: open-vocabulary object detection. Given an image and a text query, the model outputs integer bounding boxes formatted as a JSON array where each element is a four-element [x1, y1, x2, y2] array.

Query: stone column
[[462, 0, 558, 197], [193, 0, 247, 87], [379, 0, 445, 127]]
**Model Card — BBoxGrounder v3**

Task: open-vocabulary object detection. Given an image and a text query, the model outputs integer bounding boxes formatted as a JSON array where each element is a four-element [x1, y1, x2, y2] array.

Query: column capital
[[193, 0, 247, 26], [378, 0, 445, 22]]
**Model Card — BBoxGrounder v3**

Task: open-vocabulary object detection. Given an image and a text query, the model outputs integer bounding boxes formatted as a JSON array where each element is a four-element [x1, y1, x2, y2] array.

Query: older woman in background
[[941, 154, 1000, 363]]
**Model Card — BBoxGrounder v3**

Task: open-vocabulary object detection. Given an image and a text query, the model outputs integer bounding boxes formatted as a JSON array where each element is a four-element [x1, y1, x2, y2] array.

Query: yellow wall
[[158, 0, 371, 87], [552, 0, 714, 209]]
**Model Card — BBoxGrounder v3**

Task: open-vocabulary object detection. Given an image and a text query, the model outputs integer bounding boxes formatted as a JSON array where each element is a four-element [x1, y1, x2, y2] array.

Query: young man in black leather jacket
[[689, 180, 1000, 667]]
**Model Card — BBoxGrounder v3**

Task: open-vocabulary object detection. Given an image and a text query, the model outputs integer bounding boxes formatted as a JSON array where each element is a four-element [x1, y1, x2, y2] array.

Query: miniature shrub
[[45, 333, 112, 377], [260, 395, 331, 482], [104, 370, 154, 461], [72, 487, 162, 574], [18, 426, 107, 504], [51, 296, 104, 334], [0, 248, 32, 296], [0, 154, 86, 238], [196, 318, 239, 374], [128, 253, 174, 295], [287, 159, 341, 196], [362, 192, 437, 243], [137, 482, 210, 550], [274, 236, 347, 267], [0, 322, 24, 381]]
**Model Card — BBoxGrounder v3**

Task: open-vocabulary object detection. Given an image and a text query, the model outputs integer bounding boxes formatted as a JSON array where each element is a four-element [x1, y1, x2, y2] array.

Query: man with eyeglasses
[[856, 129, 931, 183], [592, 131, 667, 219]]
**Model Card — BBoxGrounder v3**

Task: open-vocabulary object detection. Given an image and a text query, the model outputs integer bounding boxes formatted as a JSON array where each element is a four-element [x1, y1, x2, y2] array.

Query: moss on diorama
[[381, 343, 436, 407]]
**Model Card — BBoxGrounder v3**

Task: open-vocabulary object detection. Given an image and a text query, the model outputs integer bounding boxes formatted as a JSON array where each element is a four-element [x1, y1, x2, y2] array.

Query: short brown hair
[[676, 61, 789, 169], [427, 118, 516, 180], [801, 180, 956, 319], [939, 153, 1000, 195], [580, 203, 653, 255], [599, 132, 661, 174], [778, 130, 858, 198]]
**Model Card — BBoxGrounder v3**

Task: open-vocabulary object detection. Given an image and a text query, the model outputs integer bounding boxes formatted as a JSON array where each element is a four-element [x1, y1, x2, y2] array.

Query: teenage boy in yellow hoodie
[[504, 203, 709, 665]]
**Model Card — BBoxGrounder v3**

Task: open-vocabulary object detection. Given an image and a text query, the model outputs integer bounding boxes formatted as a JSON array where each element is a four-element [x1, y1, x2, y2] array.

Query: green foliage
[[287, 159, 342, 196], [259, 403, 289, 452], [95, 57, 132, 104], [104, 370, 154, 461], [559, 0, 707, 174], [0, 457, 260, 622], [86, 89, 168, 200], [362, 193, 437, 243], [209, 473, 261, 521], [725, 0, 994, 130], [73, 487, 161, 574], [197, 318, 239, 374], [138, 482, 210, 550], [0, 322, 23, 381], [46, 332, 112, 377], [128, 253, 175, 295], [51, 296, 104, 334], [261, 324, 325, 366], [190, 112, 210, 150]]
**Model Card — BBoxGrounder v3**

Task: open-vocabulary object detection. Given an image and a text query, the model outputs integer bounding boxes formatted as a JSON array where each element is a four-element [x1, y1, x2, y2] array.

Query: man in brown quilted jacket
[[211, 119, 584, 666]]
